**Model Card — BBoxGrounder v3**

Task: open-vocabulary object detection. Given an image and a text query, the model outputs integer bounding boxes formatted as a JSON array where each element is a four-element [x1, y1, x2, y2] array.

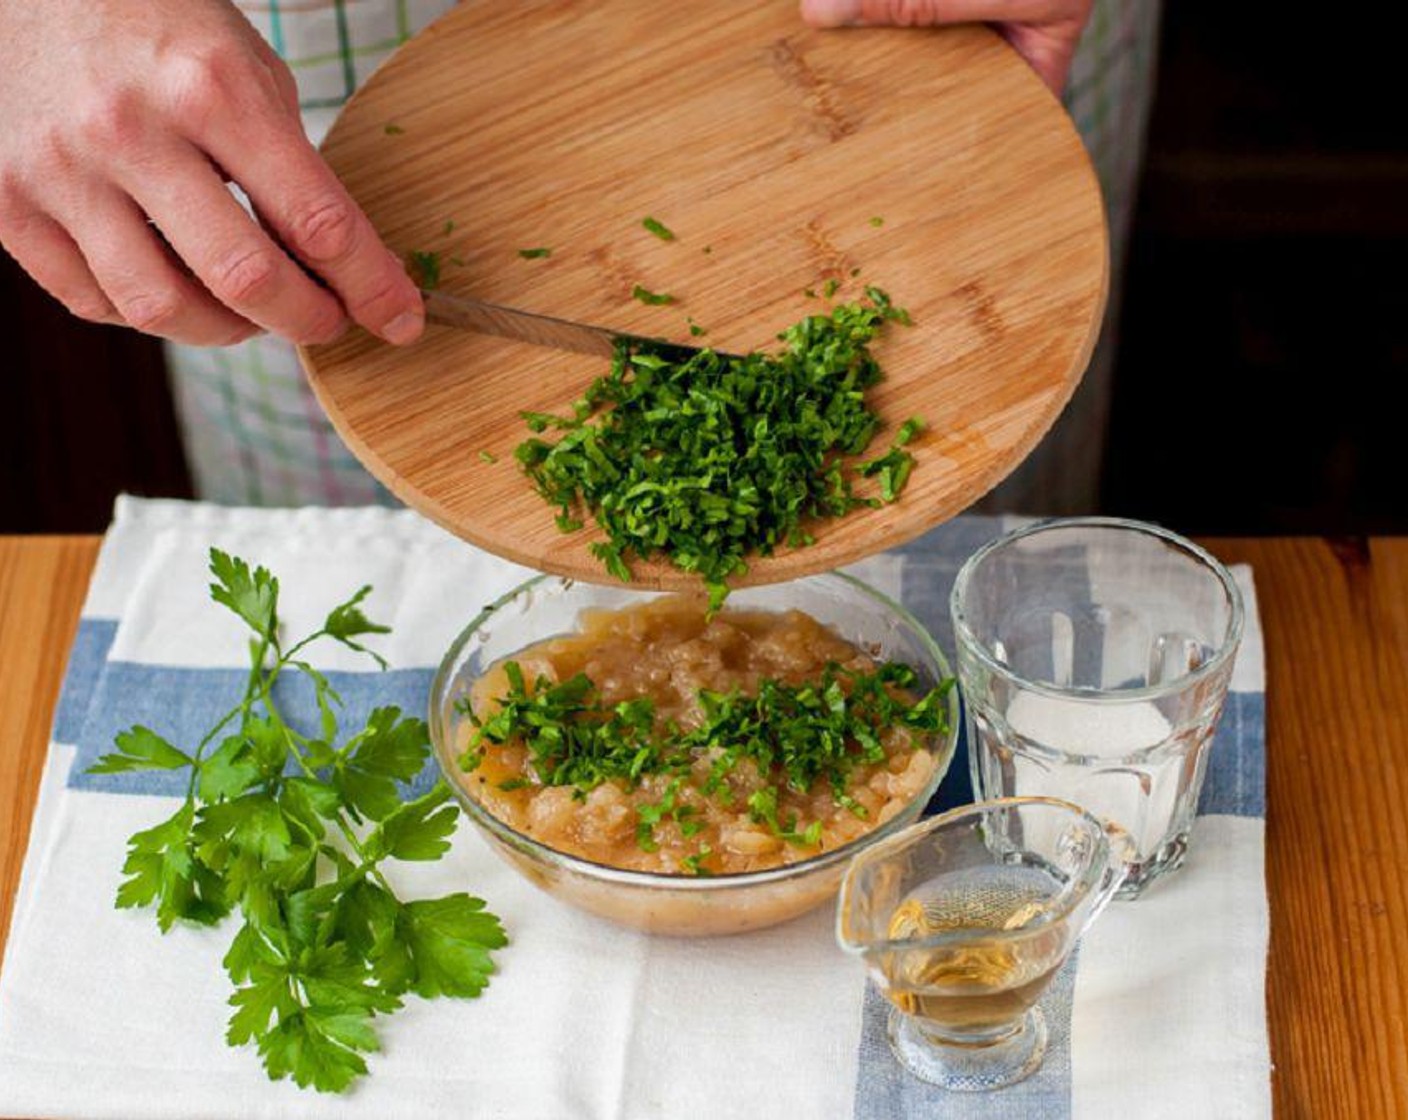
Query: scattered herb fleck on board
[[641, 216, 676, 241], [407, 249, 442, 290], [89, 551, 506, 1093], [630, 284, 675, 306], [514, 288, 920, 610], [518, 247, 552, 260]]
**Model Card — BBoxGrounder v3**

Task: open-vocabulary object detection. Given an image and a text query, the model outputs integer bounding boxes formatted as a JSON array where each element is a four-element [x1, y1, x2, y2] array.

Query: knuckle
[[293, 308, 345, 346], [119, 290, 183, 335], [77, 87, 145, 150], [218, 322, 262, 347], [289, 196, 358, 262], [861, 0, 939, 25], [24, 126, 75, 182], [161, 46, 252, 130], [345, 278, 408, 323], [208, 244, 281, 304], [65, 292, 117, 324], [0, 173, 28, 224]]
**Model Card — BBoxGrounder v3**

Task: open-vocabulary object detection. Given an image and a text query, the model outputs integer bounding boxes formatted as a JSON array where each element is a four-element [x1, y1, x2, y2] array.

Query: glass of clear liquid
[[837, 797, 1130, 1090], [950, 517, 1244, 898]]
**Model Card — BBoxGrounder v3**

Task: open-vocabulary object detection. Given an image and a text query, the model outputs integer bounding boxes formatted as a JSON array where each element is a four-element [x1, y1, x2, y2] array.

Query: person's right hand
[[0, 0, 425, 347]]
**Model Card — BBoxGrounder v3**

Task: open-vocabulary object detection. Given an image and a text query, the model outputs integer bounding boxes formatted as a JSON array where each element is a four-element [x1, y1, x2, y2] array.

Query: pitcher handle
[[1082, 819, 1134, 932]]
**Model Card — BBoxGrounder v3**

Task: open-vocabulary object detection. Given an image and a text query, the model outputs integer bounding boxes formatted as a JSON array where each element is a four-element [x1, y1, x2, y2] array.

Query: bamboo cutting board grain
[[301, 0, 1108, 589]]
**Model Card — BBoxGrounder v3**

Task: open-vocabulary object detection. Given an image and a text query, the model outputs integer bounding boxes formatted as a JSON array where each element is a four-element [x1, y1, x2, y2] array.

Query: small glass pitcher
[[837, 797, 1131, 1091]]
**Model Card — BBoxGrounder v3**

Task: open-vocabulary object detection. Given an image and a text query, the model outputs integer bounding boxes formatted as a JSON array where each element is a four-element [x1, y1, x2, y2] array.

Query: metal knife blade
[[420, 289, 729, 361]]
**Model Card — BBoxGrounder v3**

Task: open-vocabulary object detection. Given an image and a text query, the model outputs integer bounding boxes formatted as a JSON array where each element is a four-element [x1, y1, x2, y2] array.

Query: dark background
[[4, 6, 1405, 535]]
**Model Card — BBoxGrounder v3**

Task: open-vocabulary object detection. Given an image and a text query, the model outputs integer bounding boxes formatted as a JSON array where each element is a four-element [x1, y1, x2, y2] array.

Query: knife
[[421, 289, 729, 361]]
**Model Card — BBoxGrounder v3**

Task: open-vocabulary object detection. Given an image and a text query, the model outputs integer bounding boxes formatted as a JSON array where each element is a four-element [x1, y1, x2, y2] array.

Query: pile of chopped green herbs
[[459, 659, 952, 871], [514, 288, 920, 609], [89, 550, 506, 1093]]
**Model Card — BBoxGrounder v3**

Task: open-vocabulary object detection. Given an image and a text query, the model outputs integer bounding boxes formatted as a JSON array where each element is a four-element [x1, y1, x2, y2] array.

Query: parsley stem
[[182, 627, 281, 801]]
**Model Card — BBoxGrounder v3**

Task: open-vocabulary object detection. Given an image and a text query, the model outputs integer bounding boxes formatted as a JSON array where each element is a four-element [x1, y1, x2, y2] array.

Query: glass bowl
[[429, 572, 959, 936]]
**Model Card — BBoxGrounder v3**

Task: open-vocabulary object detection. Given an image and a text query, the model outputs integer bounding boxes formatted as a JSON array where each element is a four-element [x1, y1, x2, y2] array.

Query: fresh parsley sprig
[[89, 549, 507, 1093]]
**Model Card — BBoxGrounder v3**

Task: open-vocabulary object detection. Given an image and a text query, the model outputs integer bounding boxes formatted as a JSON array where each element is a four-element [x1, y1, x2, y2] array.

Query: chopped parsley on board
[[513, 289, 920, 609]]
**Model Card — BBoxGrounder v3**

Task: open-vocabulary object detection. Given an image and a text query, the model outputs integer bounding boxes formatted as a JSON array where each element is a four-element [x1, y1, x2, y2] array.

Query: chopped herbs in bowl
[[514, 289, 921, 608], [429, 572, 958, 937]]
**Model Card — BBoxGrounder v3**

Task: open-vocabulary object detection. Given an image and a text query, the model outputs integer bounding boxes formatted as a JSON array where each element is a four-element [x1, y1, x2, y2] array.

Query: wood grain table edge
[[1203, 537, 1408, 1120], [0, 536, 99, 965], [3, 532, 1407, 1119]]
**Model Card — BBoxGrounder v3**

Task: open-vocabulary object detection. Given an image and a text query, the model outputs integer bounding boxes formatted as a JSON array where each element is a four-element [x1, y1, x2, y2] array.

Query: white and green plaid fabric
[[983, 0, 1162, 513], [168, 0, 1161, 511], [167, 0, 456, 507]]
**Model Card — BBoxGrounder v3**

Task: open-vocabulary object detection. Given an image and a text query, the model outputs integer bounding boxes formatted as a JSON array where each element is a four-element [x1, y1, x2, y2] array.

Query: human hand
[[799, 0, 1095, 94], [0, 0, 424, 347]]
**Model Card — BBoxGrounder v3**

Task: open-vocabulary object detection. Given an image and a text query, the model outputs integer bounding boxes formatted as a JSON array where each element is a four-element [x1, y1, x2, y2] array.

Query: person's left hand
[[798, 0, 1095, 94]]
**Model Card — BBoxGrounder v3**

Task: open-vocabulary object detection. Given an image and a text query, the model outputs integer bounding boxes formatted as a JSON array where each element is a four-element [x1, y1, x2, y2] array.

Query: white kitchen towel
[[0, 498, 1269, 1119]]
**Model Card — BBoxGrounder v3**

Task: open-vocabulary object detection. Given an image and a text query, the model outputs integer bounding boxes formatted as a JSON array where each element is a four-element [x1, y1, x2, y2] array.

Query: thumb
[[799, 0, 863, 24], [799, 0, 960, 27]]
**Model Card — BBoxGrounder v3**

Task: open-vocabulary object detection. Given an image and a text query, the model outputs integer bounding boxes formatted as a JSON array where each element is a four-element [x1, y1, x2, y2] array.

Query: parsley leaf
[[387, 895, 507, 999], [322, 586, 390, 665], [334, 707, 430, 822], [90, 725, 192, 773], [518, 247, 552, 259], [641, 216, 676, 241], [365, 784, 458, 862], [198, 733, 266, 802], [116, 802, 228, 931], [209, 549, 278, 638]]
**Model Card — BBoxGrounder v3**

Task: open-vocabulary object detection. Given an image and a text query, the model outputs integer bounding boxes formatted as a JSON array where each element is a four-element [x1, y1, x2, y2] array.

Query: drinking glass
[[950, 517, 1244, 897], [837, 797, 1130, 1091]]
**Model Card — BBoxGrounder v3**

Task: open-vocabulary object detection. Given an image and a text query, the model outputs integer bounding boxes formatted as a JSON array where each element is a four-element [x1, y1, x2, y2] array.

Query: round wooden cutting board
[[301, 0, 1107, 590]]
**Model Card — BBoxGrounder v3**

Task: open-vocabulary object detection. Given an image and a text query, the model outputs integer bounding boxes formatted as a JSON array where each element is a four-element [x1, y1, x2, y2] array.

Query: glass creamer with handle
[[837, 797, 1130, 1091]]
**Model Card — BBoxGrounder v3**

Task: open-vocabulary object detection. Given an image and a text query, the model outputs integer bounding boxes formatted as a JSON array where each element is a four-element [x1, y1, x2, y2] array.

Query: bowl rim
[[429, 570, 960, 891]]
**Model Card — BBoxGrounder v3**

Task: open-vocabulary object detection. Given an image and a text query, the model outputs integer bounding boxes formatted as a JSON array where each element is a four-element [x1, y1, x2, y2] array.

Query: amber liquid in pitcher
[[880, 865, 1067, 1036]]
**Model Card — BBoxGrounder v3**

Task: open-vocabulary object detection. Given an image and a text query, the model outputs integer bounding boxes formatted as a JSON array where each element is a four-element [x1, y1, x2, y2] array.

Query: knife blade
[[421, 289, 729, 361]]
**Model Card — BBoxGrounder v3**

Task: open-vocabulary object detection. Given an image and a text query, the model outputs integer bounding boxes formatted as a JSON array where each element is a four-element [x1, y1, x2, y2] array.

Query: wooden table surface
[[2, 533, 1407, 1117]]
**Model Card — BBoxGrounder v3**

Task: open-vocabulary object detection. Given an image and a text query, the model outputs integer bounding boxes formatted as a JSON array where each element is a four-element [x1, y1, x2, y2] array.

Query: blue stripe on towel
[[853, 950, 1079, 1120], [69, 664, 439, 797], [53, 619, 117, 745], [1198, 691, 1266, 818], [896, 516, 1006, 660]]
